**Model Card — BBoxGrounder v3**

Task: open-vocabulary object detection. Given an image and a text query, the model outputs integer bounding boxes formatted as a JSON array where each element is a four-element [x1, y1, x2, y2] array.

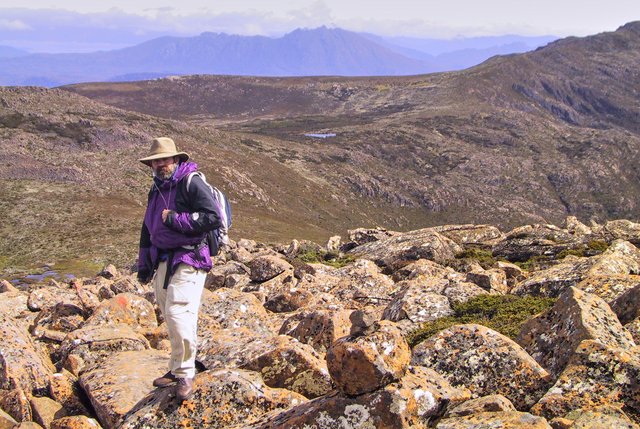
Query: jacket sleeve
[[164, 174, 221, 234], [137, 221, 153, 283]]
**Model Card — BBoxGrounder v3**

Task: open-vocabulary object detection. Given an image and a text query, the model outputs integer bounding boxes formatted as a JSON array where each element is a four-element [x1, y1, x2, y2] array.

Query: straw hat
[[139, 137, 190, 166]]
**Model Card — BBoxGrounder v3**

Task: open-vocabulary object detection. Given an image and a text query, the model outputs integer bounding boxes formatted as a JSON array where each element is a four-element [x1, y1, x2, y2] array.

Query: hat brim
[[139, 152, 189, 166]]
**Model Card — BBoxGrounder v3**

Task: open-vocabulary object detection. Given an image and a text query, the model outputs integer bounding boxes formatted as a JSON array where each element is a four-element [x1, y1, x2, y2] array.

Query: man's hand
[[137, 268, 152, 284], [162, 209, 171, 222]]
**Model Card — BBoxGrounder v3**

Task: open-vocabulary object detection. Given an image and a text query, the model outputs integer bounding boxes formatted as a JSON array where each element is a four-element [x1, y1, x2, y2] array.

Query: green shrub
[[296, 249, 354, 268], [452, 247, 497, 269], [587, 240, 609, 253], [407, 294, 556, 347]]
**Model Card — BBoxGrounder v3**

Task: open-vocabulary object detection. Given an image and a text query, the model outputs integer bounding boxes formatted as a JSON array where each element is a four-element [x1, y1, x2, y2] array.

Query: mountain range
[[1, 22, 639, 276], [0, 27, 556, 87]]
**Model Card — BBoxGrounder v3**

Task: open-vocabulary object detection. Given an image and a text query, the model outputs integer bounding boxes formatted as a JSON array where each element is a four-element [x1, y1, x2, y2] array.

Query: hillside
[[2, 22, 640, 276]]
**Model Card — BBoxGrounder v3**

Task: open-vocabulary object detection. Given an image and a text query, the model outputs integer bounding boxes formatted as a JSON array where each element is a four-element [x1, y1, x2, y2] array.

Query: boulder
[[197, 327, 272, 369], [97, 265, 118, 279], [532, 340, 640, 421], [564, 216, 593, 237], [602, 219, 640, 245], [0, 291, 28, 320], [263, 288, 314, 313], [412, 324, 552, 410], [199, 288, 274, 335], [0, 280, 19, 293], [465, 268, 509, 294], [13, 422, 44, 429], [59, 324, 150, 376], [517, 287, 635, 378], [625, 317, 640, 344], [441, 279, 490, 306], [608, 279, 640, 324], [31, 302, 85, 342], [512, 240, 640, 297], [575, 274, 640, 305], [30, 396, 69, 429], [382, 283, 453, 333], [432, 224, 504, 246], [391, 259, 452, 283], [119, 369, 306, 429], [83, 293, 157, 331], [330, 259, 396, 307], [249, 256, 294, 283], [327, 320, 410, 396], [27, 287, 81, 313], [50, 416, 104, 429], [348, 228, 462, 270], [0, 316, 55, 396], [492, 224, 581, 262], [239, 335, 333, 399], [48, 370, 91, 416], [347, 227, 395, 246], [436, 411, 552, 428], [205, 261, 250, 290], [0, 408, 17, 429], [253, 366, 470, 429], [562, 406, 639, 429], [79, 350, 168, 429], [279, 309, 353, 354], [0, 387, 31, 422], [445, 394, 517, 417]]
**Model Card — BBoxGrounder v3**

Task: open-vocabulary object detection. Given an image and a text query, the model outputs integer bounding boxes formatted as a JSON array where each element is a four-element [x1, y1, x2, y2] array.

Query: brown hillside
[[2, 22, 640, 276]]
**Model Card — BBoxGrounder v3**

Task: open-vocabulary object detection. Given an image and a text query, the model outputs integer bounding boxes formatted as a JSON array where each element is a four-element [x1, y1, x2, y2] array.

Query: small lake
[[304, 133, 336, 139]]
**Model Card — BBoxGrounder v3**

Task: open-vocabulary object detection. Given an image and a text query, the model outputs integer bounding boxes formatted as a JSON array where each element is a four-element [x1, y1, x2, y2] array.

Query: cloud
[[0, 18, 30, 30]]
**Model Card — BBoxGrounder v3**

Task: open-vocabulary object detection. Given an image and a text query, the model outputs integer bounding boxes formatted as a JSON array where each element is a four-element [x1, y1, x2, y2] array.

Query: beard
[[153, 163, 177, 180]]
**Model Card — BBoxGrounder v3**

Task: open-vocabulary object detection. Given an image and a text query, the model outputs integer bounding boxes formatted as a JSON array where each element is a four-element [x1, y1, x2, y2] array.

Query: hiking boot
[[153, 371, 177, 388], [175, 377, 193, 402]]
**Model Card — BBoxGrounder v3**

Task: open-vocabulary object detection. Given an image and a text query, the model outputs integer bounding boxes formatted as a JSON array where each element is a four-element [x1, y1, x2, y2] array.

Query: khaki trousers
[[154, 261, 206, 378]]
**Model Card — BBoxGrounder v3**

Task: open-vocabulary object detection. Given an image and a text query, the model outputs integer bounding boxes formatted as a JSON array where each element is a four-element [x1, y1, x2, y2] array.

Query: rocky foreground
[[1, 217, 640, 428]]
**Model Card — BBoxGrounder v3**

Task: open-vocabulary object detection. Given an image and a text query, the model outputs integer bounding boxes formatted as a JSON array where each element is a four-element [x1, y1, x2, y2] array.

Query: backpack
[[186, 171, 232, 256]]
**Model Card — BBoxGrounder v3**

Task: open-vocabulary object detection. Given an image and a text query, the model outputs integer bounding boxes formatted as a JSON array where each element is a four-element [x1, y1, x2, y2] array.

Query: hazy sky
[[2, 0, 640, 52]]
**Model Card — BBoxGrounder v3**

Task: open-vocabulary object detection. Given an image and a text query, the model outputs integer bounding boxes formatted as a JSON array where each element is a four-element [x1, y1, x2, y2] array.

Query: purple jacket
[[137, 161, 221, 282]]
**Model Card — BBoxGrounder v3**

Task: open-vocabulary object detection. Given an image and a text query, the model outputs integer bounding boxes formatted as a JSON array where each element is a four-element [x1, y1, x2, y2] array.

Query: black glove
[[137, 268, 152, 284]]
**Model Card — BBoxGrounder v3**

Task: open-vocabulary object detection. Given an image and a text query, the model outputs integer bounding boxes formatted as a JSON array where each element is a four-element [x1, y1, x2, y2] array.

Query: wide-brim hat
[[139, 137, 190, 166]]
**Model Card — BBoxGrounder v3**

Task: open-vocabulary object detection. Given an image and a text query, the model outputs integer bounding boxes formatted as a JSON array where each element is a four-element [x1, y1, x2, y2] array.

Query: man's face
[[151, 156, 178, 180]]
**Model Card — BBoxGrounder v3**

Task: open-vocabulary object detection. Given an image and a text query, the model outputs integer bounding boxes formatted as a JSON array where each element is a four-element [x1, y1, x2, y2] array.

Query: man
[[137, 137, 220, 401]]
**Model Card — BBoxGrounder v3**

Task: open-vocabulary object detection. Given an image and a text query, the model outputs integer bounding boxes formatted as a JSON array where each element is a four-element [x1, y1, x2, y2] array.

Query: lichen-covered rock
[[79, 350, 168, 429], [263, 288, 314, 313], [391, 259, 453, 282], [512, 240, 640, 297], [517, 287, 635, 378], [330, 259, 396, 306], [119, 368, 306, 429], [563, 406, 639, 429], [50, 415, 103, 429], [432, 224, 504, 246], [240, 335, 333, 399], [531, 340, 640, 421], [441, 279, 490, 306], [564, 216, 593, 237], [30, 396, 69, 429], [249, 255, 294, 283], [575, 274, 640, 305], [347, 227, 396, 246], [492, 224, 580, 262], [327, 320, 410, 396], [83, 293, 157, 331], [348, 228, 462, 270], [465, 268, 509, 294], [0, 316, 55, 396], [31, 302, 86, 342], [446, 395, 517, 417], [205, 261, 250, 290], [0, 291, 28, 319], [27, 287, 81, 313], [0, 408, 17, 429], [59, 324, 150, 375], [279, 309, 353, 354], [602, 219, 640, 245], [609, 279, 640, 324], [199, 288, 273, 335], [383, 284, 453, 333], [254, 366, 469, 429], [436, 411, 552, 428], [13, 422, 44, 429], [198, 327, 270, 369], [412, 324, 551, 410], [48, 370, 91, 416], [0, 387, 31, 422]]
